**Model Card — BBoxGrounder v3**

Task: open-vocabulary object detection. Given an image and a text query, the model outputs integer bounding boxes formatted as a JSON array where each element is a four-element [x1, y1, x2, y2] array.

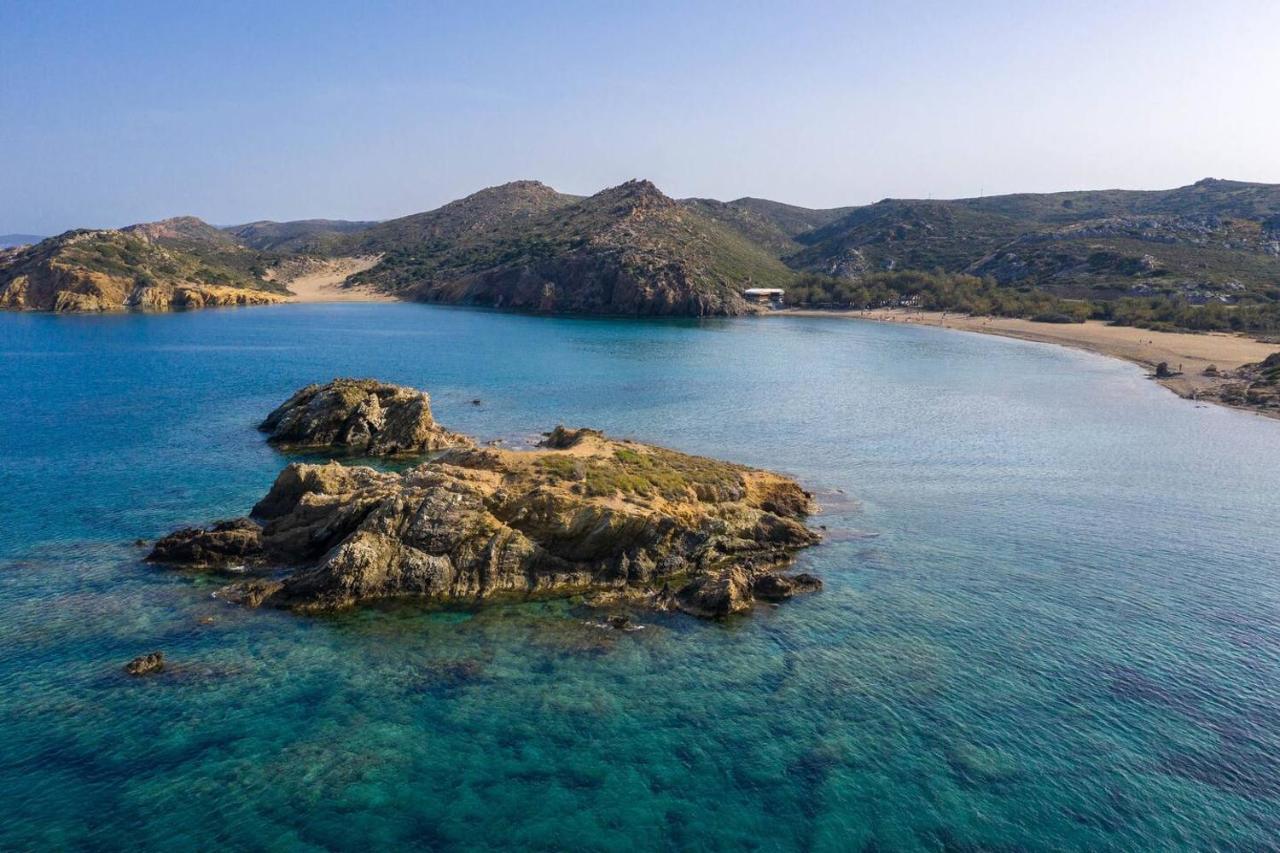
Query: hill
[[225, 219, 378, 253], [678, 197, 852, 257], [340, 180, 579, 254], [0, 223, 286, 312], [786, 180, 1280, 306], [349, 179, 798, 315], [6, 177, 1279, 324]]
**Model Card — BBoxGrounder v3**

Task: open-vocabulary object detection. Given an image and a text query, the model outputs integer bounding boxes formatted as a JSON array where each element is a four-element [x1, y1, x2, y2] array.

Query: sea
[[1, 303, 1277, 850]]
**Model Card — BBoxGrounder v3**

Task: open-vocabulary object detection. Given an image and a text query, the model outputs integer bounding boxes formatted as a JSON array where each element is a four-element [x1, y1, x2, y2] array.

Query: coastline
[[776, 308, 1279, 419]]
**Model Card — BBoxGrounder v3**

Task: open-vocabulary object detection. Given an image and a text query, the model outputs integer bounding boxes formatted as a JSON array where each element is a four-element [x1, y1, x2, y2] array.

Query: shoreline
[[775, 308, 1279, 420]]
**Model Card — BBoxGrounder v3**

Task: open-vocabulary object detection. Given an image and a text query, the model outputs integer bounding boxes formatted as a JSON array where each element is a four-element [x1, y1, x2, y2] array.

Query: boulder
[[259, 379, 473, 455], [676, 567, 754, 617]]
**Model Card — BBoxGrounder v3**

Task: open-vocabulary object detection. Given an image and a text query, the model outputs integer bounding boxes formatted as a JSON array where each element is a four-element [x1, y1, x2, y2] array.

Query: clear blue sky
[[3, 0, 1278, 234]]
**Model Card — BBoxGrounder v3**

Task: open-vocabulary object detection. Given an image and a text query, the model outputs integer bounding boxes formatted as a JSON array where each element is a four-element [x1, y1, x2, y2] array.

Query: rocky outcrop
[[1203, 351, 1280, 413], [150, 401, 822, 617], [258, 379, 473, 455], [124, 652, 165, 676]]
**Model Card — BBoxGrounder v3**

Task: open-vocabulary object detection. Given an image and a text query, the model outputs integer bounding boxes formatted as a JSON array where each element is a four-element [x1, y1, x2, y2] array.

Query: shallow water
[[1, 304, 1278, 850]]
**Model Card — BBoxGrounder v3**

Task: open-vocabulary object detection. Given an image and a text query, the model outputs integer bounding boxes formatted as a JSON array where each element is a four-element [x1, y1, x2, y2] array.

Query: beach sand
[[778, 308, 1278, 416], [266, 256, 396, 303]]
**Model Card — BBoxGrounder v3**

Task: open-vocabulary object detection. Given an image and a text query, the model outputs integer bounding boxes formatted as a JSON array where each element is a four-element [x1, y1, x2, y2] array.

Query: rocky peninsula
[[149, 381, 822, 617]]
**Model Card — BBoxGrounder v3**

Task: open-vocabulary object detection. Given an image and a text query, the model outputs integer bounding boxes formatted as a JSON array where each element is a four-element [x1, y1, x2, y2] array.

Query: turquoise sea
[[1, 304, 1278, 850]]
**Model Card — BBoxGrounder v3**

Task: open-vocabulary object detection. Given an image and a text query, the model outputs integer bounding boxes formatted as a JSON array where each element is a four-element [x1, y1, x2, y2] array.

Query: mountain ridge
[[4, 177, 1278, 321]]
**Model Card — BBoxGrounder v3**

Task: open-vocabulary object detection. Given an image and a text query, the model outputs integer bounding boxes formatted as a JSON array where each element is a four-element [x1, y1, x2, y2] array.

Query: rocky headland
[[0, 227, 285, 312], [149, 381, 822, 617]]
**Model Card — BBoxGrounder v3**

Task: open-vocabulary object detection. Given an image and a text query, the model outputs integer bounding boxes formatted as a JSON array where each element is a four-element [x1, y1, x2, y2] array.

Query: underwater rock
[[258, 378, 474, 455], [151, 384, 822, 618], [124, 652, 165, 676], [751, 572, 823, 601]]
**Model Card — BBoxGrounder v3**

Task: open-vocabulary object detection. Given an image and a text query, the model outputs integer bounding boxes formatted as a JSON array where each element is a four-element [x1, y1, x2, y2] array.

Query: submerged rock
[[151, 386, 822, 618], [124, 652, 165, 676], [258, 378, 473, 455], [751, 572, 823, 601]]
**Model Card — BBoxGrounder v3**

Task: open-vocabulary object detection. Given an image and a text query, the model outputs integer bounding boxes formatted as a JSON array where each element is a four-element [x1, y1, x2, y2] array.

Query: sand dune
[[266, 256, 395, 303]]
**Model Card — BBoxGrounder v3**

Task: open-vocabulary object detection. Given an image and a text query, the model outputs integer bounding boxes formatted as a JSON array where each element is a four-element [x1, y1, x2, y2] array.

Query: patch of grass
[[537, 446, 745, 501]]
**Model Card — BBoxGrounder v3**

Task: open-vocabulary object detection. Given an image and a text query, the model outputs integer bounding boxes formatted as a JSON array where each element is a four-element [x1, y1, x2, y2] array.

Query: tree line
[[784, 271, 1280, 336]]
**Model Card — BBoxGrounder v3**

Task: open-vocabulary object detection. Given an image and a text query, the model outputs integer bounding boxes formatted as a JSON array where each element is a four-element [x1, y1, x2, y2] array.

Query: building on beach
[[743, 287, 785, 307]]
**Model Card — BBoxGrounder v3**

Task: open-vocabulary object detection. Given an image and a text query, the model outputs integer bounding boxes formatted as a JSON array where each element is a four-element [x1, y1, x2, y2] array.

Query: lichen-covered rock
[[258, 379, 473, 455], [150, 411, 821, 617]]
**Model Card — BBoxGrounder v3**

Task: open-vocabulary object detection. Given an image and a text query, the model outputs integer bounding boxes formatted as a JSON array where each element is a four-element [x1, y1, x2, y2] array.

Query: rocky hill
[[348, 179, 797, 315], [0, 224, 286, 312], [224, 219, 378, 253], [784, 179, 1280, 303], [149, 380, 822, 616]]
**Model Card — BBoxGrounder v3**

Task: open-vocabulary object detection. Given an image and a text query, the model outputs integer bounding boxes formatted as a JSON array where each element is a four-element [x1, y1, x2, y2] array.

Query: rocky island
[[149, 380, 822, 617]]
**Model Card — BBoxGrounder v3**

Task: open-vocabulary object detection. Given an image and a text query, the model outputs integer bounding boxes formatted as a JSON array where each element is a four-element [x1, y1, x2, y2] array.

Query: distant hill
[[340, 180, 579, 254], [348, 179, 796, 315], [225, 219, 378, 253], [679, 197, 852, 258], [6, 177, 1279, 319], [0, 220, 286, 312], [772, 179, 1280, 305], [0, 234, 44, 249]]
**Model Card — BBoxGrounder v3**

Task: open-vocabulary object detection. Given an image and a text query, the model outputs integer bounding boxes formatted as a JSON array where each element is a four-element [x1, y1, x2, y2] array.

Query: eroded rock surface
[[259, 379, 473, 455], [150, 410, 821, 617]]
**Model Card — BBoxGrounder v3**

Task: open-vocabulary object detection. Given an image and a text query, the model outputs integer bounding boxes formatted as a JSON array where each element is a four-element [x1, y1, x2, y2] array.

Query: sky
[[3, 0, 1279, 234]]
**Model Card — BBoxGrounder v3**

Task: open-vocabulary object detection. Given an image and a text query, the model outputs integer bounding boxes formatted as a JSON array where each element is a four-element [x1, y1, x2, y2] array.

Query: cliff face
[[0, 229, 284, 312], [149, 384, 822, 617]]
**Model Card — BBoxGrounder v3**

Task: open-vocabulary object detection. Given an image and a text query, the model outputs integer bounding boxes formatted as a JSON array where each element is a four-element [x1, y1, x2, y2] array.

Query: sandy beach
[[779, 308, 1278, 415], [265, 256, 396, 303]]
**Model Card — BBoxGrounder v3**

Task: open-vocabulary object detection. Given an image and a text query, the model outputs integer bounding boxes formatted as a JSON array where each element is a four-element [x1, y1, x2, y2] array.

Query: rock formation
[[258, 379, 474, 455], [124, 652, 165, 676], [149, 385, 822, 618], [1203, 351, 1280, 413]]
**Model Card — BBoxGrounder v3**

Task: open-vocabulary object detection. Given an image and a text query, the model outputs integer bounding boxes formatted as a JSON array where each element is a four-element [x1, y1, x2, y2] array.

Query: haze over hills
[[3, 177, 1278, 321], [0, 235, 45, 249]]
